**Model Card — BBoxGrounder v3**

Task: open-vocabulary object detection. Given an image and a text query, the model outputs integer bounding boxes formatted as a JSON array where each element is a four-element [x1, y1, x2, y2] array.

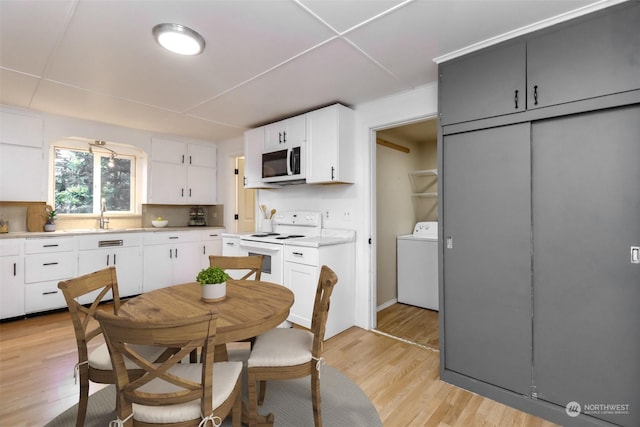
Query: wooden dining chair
[[95, 310, 242, 427], [246, 265, 339, 427], [208, 254, 264, 280], [58, 266, 167, 427], [208, 254, 265, 357]]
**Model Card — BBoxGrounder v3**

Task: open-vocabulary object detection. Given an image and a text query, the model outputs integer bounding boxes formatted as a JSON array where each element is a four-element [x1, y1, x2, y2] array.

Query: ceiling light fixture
[[152, 23, 205, 55]]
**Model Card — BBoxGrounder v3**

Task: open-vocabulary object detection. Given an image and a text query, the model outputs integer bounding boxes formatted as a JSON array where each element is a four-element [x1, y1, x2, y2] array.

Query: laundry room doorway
[[373, 117, 440, 350]]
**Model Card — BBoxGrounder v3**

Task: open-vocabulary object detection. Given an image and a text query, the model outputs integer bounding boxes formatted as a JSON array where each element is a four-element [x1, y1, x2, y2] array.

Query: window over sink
[[51, 139, 140, 215]]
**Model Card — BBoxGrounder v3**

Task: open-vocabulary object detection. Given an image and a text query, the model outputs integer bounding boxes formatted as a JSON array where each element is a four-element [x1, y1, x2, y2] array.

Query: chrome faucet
[[100, 198, 109, 229]]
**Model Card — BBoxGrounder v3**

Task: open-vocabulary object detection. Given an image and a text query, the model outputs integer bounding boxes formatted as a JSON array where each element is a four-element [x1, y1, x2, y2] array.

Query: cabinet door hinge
[[234, 214, 239, 220], [234, 168, 239, 175]]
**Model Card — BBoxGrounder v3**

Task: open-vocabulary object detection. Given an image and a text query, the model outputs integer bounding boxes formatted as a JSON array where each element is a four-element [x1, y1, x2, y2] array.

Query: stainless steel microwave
[[262, 146, 305, 184]]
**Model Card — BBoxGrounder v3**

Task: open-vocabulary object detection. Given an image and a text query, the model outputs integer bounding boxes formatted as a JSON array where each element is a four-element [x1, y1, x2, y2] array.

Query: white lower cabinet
[[77, 233, 143, 303], [221, 236, 246, 257], [24, 237, 77, 313], [200, 229, 224, 269], [143, 231, 202, 292], [283, 242, 354, 339], [0, 239, 25, 319]]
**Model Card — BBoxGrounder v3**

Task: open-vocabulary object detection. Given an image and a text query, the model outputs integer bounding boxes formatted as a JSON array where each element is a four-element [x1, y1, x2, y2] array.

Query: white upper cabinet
[[264, 114, 306, 152], [0, 110, 45, 202], [305, 104, 355, 184], [149, 138, 217, 204], [244, 127, 267, 189]]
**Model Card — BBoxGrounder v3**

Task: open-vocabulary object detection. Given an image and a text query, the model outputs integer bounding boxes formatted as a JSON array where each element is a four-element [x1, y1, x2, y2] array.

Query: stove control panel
[[274, 211, 321, 227]]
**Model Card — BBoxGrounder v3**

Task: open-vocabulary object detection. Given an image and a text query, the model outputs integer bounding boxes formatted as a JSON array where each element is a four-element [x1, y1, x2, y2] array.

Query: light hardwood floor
[[0, 308, 558, 427], [376, 303, 439, 349]]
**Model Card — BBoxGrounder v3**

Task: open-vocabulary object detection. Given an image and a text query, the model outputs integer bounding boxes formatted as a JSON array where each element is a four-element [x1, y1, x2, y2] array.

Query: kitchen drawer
[[284, 245, 319, 266], [25, 252, 76, 283], [25, 237, 76, 254], [24, 280, 67, 313], [0, 239, 23, 256], [201, 229, 224, 241], [77, 233, 143, 250], [143, 231, 201, 245]]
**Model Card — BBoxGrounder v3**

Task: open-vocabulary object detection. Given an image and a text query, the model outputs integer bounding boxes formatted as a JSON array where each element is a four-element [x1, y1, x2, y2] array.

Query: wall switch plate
[[343, 208, 353, 220], [324, 209, 330, 220]]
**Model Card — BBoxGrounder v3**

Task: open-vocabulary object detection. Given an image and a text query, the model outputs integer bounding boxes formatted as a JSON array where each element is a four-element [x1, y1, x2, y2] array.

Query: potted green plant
[[196, 266, 230, 302], [44, 208, 57, 232]]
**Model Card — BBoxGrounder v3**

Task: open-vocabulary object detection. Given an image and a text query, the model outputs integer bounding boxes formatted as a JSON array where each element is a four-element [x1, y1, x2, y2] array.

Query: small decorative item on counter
[[259, 205, 276, 232], [44, 207, 57, 232], [151, 216, 168, 227], [0, 219, 8, 233], [196, 266, 230, 303]]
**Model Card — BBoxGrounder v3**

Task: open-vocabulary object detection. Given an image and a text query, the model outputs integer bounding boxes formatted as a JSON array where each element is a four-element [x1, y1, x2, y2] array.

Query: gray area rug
[[44, 365, 382, 426]]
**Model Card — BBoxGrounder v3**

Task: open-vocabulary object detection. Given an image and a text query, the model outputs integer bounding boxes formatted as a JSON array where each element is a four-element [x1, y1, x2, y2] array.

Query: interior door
[[442, 123, 532, 395], [236, 157, 255, 233], [532, 105, 640, 426]]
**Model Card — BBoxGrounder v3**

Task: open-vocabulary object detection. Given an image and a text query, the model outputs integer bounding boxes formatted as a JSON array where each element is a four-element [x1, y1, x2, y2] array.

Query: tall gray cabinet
[[439, 3, 640, 427]]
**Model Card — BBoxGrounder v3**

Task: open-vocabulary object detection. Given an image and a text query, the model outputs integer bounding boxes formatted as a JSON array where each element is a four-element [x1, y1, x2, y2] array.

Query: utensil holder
[[261, 219, 272, 232]]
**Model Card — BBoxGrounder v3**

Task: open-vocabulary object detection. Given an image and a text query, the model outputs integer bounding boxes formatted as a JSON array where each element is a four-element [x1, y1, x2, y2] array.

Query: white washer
[[397, 221, 439, 310]]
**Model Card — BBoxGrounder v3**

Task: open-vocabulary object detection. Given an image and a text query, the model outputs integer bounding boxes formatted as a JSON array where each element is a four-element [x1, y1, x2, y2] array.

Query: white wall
[[258, 82, 438, 329]]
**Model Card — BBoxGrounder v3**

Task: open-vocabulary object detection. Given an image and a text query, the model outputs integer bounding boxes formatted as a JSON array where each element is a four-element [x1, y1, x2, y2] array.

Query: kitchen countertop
[[222, 229, 356, 248], [0, 226, 224, 239]]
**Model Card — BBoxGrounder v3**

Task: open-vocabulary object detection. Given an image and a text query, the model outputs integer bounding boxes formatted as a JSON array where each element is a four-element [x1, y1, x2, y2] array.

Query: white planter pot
[[44, 222, 56, 232], [201, 282, 226, 303]]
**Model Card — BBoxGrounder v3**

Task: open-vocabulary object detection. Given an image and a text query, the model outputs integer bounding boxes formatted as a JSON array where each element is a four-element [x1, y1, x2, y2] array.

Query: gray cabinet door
[[440, 42, 526, 126], [443, 123, 532, 395], [532, 105, 640, 426], [528, 2, 640, 110]]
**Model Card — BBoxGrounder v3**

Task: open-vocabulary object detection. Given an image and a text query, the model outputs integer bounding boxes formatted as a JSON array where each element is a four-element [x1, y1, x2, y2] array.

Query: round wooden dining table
[[118, 280, 294, 345]]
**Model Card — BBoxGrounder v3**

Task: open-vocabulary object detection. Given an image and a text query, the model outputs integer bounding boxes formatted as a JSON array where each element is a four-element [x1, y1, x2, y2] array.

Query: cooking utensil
[[270, 208, 276, 219], [260, 204, 268, 219]]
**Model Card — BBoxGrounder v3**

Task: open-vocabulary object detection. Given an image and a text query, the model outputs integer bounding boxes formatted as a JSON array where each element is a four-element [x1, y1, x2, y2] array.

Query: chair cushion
[[132, 361, 242, 424], [88, 343, 166, 371], [247, 328, 313, 368]]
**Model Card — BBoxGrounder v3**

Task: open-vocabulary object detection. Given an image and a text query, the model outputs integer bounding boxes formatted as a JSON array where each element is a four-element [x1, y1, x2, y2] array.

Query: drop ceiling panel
[[299, 0, 405, 33], [43, 0, 336, 112], [0, 70, 41, 108], [190, 37, 409, 127], [31, 80, 241, 141], [0, 0, 75, 75]]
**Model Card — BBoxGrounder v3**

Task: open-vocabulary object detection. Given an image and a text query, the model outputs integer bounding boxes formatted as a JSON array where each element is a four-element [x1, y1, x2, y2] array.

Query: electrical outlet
[[324, 209, 330, 220], [343, 208, 353, 220]]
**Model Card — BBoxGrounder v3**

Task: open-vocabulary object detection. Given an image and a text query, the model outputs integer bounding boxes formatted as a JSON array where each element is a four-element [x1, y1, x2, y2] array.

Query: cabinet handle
[[292, 252, 304, 256], [226, 242, 235, 246], [189, 155, 192, 164], [331, 166, 335, 180], [43, 291, 58, 296], [106, 254, 110, 266], [533, 85, 538, 105], [175, 248, 178, 258], [181, 188, 184, 197], [203, 245, 206, 255], [43, 244, 59, 248], [189, 188, 192, 197], [169, 249, 173, 259], [13, 262, 16, 276], [283, 130, 287, 143], [514, 90, 519, 109], [279, 132, 282, 143], [182, 154, 185, 164], [43, 262, 58, 266], [113, 254, 116, 265]]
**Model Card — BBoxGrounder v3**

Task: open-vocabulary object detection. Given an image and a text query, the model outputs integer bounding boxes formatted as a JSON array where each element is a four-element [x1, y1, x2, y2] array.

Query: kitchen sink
[[63, 228, 137, 233]]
